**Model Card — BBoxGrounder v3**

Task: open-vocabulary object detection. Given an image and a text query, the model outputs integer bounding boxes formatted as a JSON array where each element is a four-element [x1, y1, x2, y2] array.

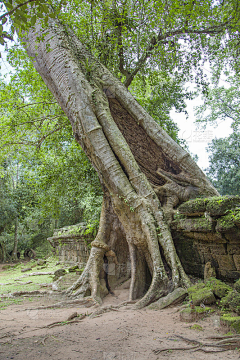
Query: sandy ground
[[0, 285, 240, 360]]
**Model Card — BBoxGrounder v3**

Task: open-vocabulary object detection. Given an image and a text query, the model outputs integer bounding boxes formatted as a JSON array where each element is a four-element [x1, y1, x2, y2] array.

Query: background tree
[[194, 71, 240, 196]]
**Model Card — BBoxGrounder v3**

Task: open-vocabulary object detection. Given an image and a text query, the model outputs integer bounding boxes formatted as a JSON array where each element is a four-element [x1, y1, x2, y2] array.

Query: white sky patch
[[171, 98, 232, 172]]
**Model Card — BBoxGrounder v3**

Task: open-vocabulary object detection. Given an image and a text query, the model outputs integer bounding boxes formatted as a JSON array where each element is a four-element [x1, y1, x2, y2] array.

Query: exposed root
[[153, 334, 240, 354], [89, 305, 119, 319], [42, 314, 86, 329]]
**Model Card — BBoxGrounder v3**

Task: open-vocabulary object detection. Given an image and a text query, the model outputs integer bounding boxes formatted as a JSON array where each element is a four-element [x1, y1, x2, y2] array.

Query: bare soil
[[0, 283, 239, 360]]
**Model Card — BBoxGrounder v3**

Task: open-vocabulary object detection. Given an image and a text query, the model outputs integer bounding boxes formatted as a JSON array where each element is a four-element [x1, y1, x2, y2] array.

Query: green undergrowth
[[0, 257, 64, 296]]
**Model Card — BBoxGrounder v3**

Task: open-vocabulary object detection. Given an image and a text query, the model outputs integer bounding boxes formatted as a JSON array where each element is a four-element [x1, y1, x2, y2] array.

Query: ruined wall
[[172, 196, 240, 281], [48, 196, 240, 283], [47, 223, 92, 265]]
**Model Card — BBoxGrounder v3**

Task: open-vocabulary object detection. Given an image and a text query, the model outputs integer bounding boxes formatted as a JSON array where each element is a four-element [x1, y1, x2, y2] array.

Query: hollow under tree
[[23, 18, 219, 308]]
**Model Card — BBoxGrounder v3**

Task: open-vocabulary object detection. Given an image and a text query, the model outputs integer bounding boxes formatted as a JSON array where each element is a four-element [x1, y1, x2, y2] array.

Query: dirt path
[[0, 288, 239, 360]]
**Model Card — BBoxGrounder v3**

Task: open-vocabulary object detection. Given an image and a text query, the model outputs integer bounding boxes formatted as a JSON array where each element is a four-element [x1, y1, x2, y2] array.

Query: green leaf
[[31, 15, 37, 27]]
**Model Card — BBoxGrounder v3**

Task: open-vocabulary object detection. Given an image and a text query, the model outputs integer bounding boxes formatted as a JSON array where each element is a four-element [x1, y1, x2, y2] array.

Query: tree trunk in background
[[12, 218, 18, 261], [24, 19, 219, 308]]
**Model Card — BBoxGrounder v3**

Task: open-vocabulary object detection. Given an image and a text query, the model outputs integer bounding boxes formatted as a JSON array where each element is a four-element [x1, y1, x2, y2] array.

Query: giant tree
[[4, 0, 240, 307]]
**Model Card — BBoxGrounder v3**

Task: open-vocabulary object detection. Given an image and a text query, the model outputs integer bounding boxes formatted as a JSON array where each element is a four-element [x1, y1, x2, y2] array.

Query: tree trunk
[[24, 19, 219, 308], [12, 217, 18, 262]]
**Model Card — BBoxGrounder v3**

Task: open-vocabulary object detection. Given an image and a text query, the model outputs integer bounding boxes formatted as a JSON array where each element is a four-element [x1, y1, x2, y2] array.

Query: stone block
[[227, 244, 240, 255], [180, 306, 214, 322], [174, 237, 202, 264], [203, 252, 214, 264], [188, 285, 216, 306], [176, 217, 213, 233], [233, 255, 240, 271], [184, 232, 226, 243], [216, 214, 238, 233], [208, 243, 227, 255], [218, 270, 240, 282], [206, 195, 240, 216], [178, 198, 207, 216], [214, 255, 236, 271], [182, 262, 205, 278], [225, 230, 240, 243]]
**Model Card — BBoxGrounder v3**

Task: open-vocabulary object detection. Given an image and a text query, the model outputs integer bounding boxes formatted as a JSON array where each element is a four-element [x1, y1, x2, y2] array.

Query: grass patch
[[0, 257, 64, 295]]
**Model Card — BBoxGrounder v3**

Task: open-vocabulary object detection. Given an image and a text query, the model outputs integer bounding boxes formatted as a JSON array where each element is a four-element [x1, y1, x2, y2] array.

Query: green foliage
[[0, 0, 67, 51], [206, 132, 240, 195], [195, 74, 240, 130]]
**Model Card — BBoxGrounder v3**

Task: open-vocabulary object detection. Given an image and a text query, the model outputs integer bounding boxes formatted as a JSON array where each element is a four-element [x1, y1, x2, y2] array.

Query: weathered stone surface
[[218, 270, 240, 282], [204, 262, 216, 281], [228, 244, 240, 255], [176, 217, 214, 233], [225, 230, 240, 243], [21, 267, 32, 273], [180, 306, 214, 322], [208, 244, 227, 255], [220, 314, 240, 333], [148, 288, 187, 310], [206, 196, 240, 216], [187, 231, 226, 243], [188, 283, 216, 305], [205, 277, 232, 298], [214, 255, 236, 271]]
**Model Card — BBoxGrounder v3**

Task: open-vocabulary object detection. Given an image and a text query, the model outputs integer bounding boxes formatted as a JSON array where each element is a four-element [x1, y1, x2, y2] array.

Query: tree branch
[[124, 21, 231, 88], [0, 0, 37, 21]]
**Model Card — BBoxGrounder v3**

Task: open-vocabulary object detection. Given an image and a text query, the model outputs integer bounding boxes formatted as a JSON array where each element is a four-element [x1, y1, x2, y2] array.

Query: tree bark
[[23, 19, 219, 307]]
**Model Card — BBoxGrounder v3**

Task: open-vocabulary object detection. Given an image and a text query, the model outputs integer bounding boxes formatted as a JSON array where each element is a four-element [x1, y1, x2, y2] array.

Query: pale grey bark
[[23, 18, 218, 307]]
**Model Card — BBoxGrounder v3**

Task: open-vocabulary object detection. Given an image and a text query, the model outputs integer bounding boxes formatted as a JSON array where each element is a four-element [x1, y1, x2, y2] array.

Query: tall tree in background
[[2, 0, 239, 307]]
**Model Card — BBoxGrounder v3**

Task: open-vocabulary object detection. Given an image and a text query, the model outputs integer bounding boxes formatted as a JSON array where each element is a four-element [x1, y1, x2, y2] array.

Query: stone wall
[[47, 223, 92, 265], [172, 196, 240, 282], [48, 196, 240, 283]]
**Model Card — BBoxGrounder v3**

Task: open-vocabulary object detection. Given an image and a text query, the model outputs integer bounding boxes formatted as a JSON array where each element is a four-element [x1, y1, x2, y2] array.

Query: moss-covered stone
[[178, 198, 208, 216], [53, 268, 67, 281], [234, 279, 240, 293], [188, 283, 216, 305], [180, 306, 214, 322], [188, 282, 206, 294], [216, 213, 239, 233], [206, 195, 240, 217], [220, 314, 240, 333], [176, 217, 214, 233], [221, 290, 240, 314], [205, 277, 232, 298], [68, 265, 79, 272]]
